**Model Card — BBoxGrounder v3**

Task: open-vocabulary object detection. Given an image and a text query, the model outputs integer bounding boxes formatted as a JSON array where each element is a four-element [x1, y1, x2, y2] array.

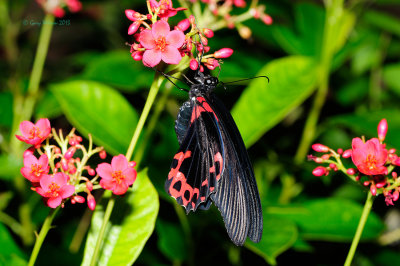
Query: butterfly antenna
[[154, 67, 189, 92], [220, 76, 270, 86]]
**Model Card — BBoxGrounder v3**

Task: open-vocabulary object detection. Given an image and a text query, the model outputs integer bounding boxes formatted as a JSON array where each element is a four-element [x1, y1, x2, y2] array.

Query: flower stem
[[89, 71, 163, 265], [28, 207, 60, 266], [90, 193, 115, 266], [344, 191, 374, 266]]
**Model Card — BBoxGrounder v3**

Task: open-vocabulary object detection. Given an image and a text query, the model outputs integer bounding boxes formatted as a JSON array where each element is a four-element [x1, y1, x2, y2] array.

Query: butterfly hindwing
[[166, 97, 224, 213]]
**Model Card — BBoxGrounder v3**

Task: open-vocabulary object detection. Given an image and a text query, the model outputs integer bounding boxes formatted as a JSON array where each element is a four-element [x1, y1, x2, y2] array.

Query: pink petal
[[96, 163, 113, 180], [100, 179, 116, 190], [19, 121, 34, 136], [152, 20, 170, 39], [166, 30, 185, 48], [15, 135, 27, 142], [21, 167, 36, 182], [60, 185, 75, 199], [111, 154, 129, 171], [38, 154, 49, 168], [161, 46, 182, 65], [122, 168, 137, 186], [142, 49, 162, 67], [53, 172, 68, 185], [36, 118, 51, 137], [47, 197, 62, 208], [40, 175, 53, 190], [139, 29, 156, 49], [36, 187, 45, 197], [112, 182, 129, 195], [352, 137, 364, 150], [24, 154, 38, 167]]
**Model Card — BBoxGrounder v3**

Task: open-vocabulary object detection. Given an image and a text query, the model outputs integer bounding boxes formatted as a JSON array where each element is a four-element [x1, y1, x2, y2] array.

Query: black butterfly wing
[[166, 98, 224, 213], [207, 93, 263, 245]]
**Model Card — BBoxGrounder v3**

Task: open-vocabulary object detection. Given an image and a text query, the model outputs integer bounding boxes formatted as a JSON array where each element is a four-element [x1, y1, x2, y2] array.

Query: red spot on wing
[[191, 97, 219, 123], [214, 152, 223, 180], [168, 151, 192, 180]]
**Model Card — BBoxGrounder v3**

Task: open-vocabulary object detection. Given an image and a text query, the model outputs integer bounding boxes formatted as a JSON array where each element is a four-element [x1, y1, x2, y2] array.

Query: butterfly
[[165, 69, 263, 246]]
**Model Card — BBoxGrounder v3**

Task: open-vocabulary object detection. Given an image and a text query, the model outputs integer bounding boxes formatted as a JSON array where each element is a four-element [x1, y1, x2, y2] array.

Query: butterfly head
[[191, 70, 219, 95]]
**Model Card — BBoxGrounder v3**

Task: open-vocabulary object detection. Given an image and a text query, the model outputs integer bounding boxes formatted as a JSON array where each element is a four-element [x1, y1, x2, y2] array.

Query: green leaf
[[383, 62, 400, 95], [335, 78, 369, 106], [329, 109, 400, 148], [232, 56, 318, 147], [246, 214, 298, 265], [0, 192, 13, 211], [0, 223, 26, 265], [79, 50, 153, 91], [0, 92, 13, 128], [51, 80, 138, 155], [0, 154, 22, 181], [82, 169, 159, 266], [363, 10, 400, 37], [35, 90, 63, 119], [156, 219, 187, 261], [271, 3, 325, 56], [270, 198, 384, 241]]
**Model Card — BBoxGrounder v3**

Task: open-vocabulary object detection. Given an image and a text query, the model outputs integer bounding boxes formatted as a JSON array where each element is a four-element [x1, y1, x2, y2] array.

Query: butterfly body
[[166, 71, 263, 246]]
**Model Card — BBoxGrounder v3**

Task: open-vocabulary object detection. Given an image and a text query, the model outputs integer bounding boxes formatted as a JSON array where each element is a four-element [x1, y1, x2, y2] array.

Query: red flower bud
[[86, 181, 93, 192], [342, 149, 352, 158], [99, 150, 107, 159], [214, 48, 233, 59], [377, 119, 388, 142], [73, 195, 85, 204], [393, 190, 399, 201], [88, 168, 96, 176], [64, 147, 76, 160], [312, 166, 327, 177], [190, 59, 199, 70], [177, 18, 190, 31], [261, 14, 273, 25], [23, 147, 35, 158], [203, 28, 214, 38], [129, 161, 137, 168], [87, 194, 96, 210], [347, 168, 356, 175], [189, 15, 195, 24], [337, 148, 343, 154], [125, 9, 140, 21], [370, 184, 377, 196], [311, 144, 329, 153], [128, 21, 141, 35]]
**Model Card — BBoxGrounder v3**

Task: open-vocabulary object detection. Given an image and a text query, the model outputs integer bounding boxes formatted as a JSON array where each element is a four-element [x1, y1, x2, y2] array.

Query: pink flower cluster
[[16, 119, 137, 209], [36, 0, 82, 18], [125, 0, 233, 70], [309, 119, 400, 206]]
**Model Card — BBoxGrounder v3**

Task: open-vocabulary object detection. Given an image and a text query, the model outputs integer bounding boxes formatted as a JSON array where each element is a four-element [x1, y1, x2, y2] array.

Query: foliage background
[[1, 0, 400, 265]]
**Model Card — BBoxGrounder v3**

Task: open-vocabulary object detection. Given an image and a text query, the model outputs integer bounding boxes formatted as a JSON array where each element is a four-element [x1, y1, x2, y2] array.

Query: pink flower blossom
[[139, 20, 185, 67], [16, 118, 51, 148], [21, 154, 50, 183], [96, 155, 137, 195], [36, 173, 75, 208], [149, 0, 186, 19], [351, 138, 388, 176]]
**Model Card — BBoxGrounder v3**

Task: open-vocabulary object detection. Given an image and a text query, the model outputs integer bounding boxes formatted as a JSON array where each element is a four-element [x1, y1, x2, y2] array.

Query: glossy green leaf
[[363, 10, 400, 37], [156, 219, 187, 261], [232, 56, 318, 147], [246, 214, 298, 265], [0, 154, 22, 181], [271, 3, 325, 56], [383, 62, 400, 95], [270, 198, 384, 241], [35, 90, 63, 119], [82, 169, 159, 266], [0, 223, 26, 265], [51, 80, 138, 155], [329, 109, 400, 148], [79, 50, 153, 91]]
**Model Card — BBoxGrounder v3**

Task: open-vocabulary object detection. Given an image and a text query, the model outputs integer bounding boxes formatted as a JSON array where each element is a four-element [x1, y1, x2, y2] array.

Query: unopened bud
[[64, 147, 76, 160], [87, 194, 96, 210], [86, 181, 93, 192], [238, 25, 252, 39], [190, 59, 199, 70], [125, 9, 140, 21], [203, 28, 214, 38], [73, 195, 85, 204], [393, 190, 399, 201], [99, 150, 107, 159], [214, 48, 233, 59], [312, 166, 327, 177], [311, 144, 329, 153], [347, 168, 356, 175], [128, 21, 141, 35], [177, 18, 190, 31], [261, 14, 273, 25], [378, 119, 388, 142], [370, 184, 377, 196], [342, 149, 352, 158]]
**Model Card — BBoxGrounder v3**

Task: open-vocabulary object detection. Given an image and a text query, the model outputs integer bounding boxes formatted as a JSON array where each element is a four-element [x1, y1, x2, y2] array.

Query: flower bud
[[129, 161, 137, 168], [347, 168, 356, 175], [23, 147, 35, 158], [189, 15, 195, 24], [214, 48, 233, 59], [190, 59, 199, 70], [125, 9, 140, 21], [238, 25, 252, 39], [312, 166, 327, 177], [61, 158, 68, 171], [311, 144, 329, 153], [203, 28, 214, 38], [177, 18, 190, 31], [378, 119, 388, 142], [376, 180, 386, 188], [86, 181, 93, 192], [87, 194, 96, 210], [64, 147, 76, 160], [337, 148, 343, 154], [128, 21, 141, 35], [261, 14, 273, 25], [393, 190, 399, 201], [73, 195, 85, 204], [88, 168, 96, 176], [342, 149, 352, 158], [370, 184, 377, 196], [99, 150, 107, 159]]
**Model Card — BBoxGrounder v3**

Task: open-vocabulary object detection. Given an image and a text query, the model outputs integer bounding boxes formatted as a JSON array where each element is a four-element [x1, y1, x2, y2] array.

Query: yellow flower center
[[31, 164, 44, 176], [29, 126, 42, 140], [112, 170, 125, 184], [365, 154, 378, 170], [47, 182, 61, 197], [155, 37, 167, 51]]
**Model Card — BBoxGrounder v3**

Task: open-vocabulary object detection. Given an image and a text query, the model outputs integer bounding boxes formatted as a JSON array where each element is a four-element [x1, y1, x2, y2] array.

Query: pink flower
[[351, 138, 388, 175], [96, 154, 137, 195], [149, 0, 186, 19], [16, 118, 51, 148], [36, 173, 75, 208], [21, 154, 50, 183], [139, 20, 185, 67]]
